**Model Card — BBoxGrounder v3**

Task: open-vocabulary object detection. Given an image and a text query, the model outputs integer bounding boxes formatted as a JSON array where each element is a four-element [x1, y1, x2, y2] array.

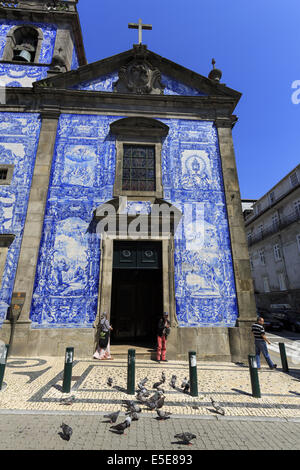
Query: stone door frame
[[95, 234, 178, 341]]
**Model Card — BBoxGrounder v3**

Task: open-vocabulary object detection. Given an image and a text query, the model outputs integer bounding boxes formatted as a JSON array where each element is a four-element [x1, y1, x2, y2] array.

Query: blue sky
[[77, 0, 300, 199]]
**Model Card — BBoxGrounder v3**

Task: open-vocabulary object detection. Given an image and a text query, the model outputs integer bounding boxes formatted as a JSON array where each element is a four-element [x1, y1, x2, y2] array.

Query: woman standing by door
[[156, 312, 171, 362], [93, 312, 113, 360]]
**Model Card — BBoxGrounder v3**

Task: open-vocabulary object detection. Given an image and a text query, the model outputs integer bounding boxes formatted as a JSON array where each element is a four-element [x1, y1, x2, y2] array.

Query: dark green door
[[110, 241, 163, 343]]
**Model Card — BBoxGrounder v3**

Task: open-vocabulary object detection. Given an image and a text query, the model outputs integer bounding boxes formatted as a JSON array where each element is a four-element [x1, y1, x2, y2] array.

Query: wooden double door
[[110, 241, 163, 344]]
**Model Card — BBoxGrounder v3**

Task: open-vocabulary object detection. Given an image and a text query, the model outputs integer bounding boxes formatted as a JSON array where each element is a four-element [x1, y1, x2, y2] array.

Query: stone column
[[8, 109, 60, 354], [215, 118, 257, 361]]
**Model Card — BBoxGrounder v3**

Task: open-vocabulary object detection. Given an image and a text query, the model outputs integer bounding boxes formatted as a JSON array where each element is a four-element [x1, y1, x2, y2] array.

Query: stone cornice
[[3, 87, 238, 118]]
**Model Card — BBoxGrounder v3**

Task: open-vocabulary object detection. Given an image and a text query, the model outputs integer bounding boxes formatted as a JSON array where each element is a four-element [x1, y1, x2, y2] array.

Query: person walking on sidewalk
[[251, 317, 277, 370], [156, 312, 171, 363]]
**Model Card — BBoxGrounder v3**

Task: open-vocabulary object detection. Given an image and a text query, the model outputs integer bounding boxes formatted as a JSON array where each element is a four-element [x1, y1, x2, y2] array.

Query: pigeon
[[153, 380, 164, 389], [174, 432, 196, 445], [181, 377, 189, 389], [59, 423, 73, 441], [144, 399, 157, 410], [156, 409, 172, 420], [107, 377, 113, 387], [122, 400, 141, 413], [161, 371, 166, 383], [103, 410, 120, 423], [210, 397, 225, 416], [170, 375, 177, 388], [126, 411, 139, 421], [156, 387, 165, 394], [59, 395, 76, 406], [138, 377, 148, 387], [156, 394, 165, 409], [183, 381, 190, 394], [110, 417, 131, 435]]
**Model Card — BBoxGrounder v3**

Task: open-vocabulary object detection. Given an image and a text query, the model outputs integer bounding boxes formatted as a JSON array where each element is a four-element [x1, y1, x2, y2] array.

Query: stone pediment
[[34, 45, 241, 102]]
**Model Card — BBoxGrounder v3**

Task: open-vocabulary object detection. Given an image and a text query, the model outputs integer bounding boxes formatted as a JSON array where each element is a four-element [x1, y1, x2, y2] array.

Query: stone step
[[110, 344, 156, 359]]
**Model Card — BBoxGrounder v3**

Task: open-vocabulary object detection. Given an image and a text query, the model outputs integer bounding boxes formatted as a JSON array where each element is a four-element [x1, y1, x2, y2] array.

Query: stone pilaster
[[216, 118, 256, 361], [10, 109, 60, 352]]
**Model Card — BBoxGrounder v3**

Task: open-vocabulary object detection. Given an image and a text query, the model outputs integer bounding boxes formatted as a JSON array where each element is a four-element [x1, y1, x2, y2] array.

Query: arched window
[[2, 26, 43, 63]]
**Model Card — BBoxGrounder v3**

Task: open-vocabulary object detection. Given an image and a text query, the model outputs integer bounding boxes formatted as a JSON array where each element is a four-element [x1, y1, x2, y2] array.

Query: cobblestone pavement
[[1, 356, 300, 450], [0, 357, 300, 418], [0, 412, 299, 450]]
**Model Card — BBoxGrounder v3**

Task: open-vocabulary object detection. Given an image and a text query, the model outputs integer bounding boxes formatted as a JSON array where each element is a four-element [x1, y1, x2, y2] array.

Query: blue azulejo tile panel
[[30, 114, 123, 329], [71, 71, 119, 92], [0, 63, 49, 87], [71, 72, 206, 97], [0, 20, 57, 64], [160, 119, 238, 327], [0, 112, 41, 326], [161, 74, 207, 96]]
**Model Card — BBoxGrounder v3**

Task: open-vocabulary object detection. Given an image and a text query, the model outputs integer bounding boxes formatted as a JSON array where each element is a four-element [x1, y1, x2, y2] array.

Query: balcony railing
[[248, 209, 300, 246]]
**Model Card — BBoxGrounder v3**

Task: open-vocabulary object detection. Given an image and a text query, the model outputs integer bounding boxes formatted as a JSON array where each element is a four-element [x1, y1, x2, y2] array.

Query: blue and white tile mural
[[161, 74, 206, 96], [161, 119, 238, 327], [30, 114, 119, 328], [0, 63, 49, 87], [71, 72, 206, 96], [30, 114, 238, 329], [0, 112, 41, 326], [71, 71, 119, 92]]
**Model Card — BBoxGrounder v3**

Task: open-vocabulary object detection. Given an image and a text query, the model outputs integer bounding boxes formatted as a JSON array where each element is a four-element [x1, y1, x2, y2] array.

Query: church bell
[[14, 49, 32, 63]]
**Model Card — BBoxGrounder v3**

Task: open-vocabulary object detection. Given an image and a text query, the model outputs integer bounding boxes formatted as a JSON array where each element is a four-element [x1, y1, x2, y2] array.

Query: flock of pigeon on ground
[[58, 370, 226, 446]]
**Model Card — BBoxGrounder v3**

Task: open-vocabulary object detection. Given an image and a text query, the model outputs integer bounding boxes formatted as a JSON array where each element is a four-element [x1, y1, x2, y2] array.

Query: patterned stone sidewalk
[[0, 356, 300, 419]]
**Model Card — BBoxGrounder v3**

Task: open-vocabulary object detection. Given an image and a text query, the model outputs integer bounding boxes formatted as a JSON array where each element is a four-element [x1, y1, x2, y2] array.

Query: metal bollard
[[279, 342, 289, 373], [188, 351, 198, 397], [127, 349, 136, 395], [62, 347, 74, 394], [248, 354, 261, 398], [0, 344, 9, 391]]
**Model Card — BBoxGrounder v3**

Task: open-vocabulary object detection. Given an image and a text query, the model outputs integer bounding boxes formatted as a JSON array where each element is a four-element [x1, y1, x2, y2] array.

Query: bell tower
[[0, 0, 86, 86]]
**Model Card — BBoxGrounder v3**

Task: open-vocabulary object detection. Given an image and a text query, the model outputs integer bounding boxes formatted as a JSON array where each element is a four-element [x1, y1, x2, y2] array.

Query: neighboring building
[[242, 199, 256, 219], [245, 164, 300, 311], [0, 0, 256, 361]]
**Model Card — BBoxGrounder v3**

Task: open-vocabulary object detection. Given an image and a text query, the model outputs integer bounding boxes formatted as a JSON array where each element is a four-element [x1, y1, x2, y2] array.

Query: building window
[[296, 234, 300, 253], [273, 243, 282, 261], [255, 203, 261, 215], [259, 248, 265, 265], [258, 224, 264, 239], [290, 172, 299, 188], [272, 213, 280, 231], [0, 164, 14, 185], [269, 191, 275, 204], [110, 117, 169, 199], [122, 144, 156, 192], [294, 199, 300, 217], [263, 277, 270, 293], [278, 273, 287, 291]]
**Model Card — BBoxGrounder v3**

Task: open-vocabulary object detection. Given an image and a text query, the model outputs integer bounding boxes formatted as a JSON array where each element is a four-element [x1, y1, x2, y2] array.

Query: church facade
[[0, 0, 256, 361]]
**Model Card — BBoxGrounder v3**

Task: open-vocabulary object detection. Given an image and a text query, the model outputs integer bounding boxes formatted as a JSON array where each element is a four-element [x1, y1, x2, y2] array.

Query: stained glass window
[[122, 145, 156, 192]]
